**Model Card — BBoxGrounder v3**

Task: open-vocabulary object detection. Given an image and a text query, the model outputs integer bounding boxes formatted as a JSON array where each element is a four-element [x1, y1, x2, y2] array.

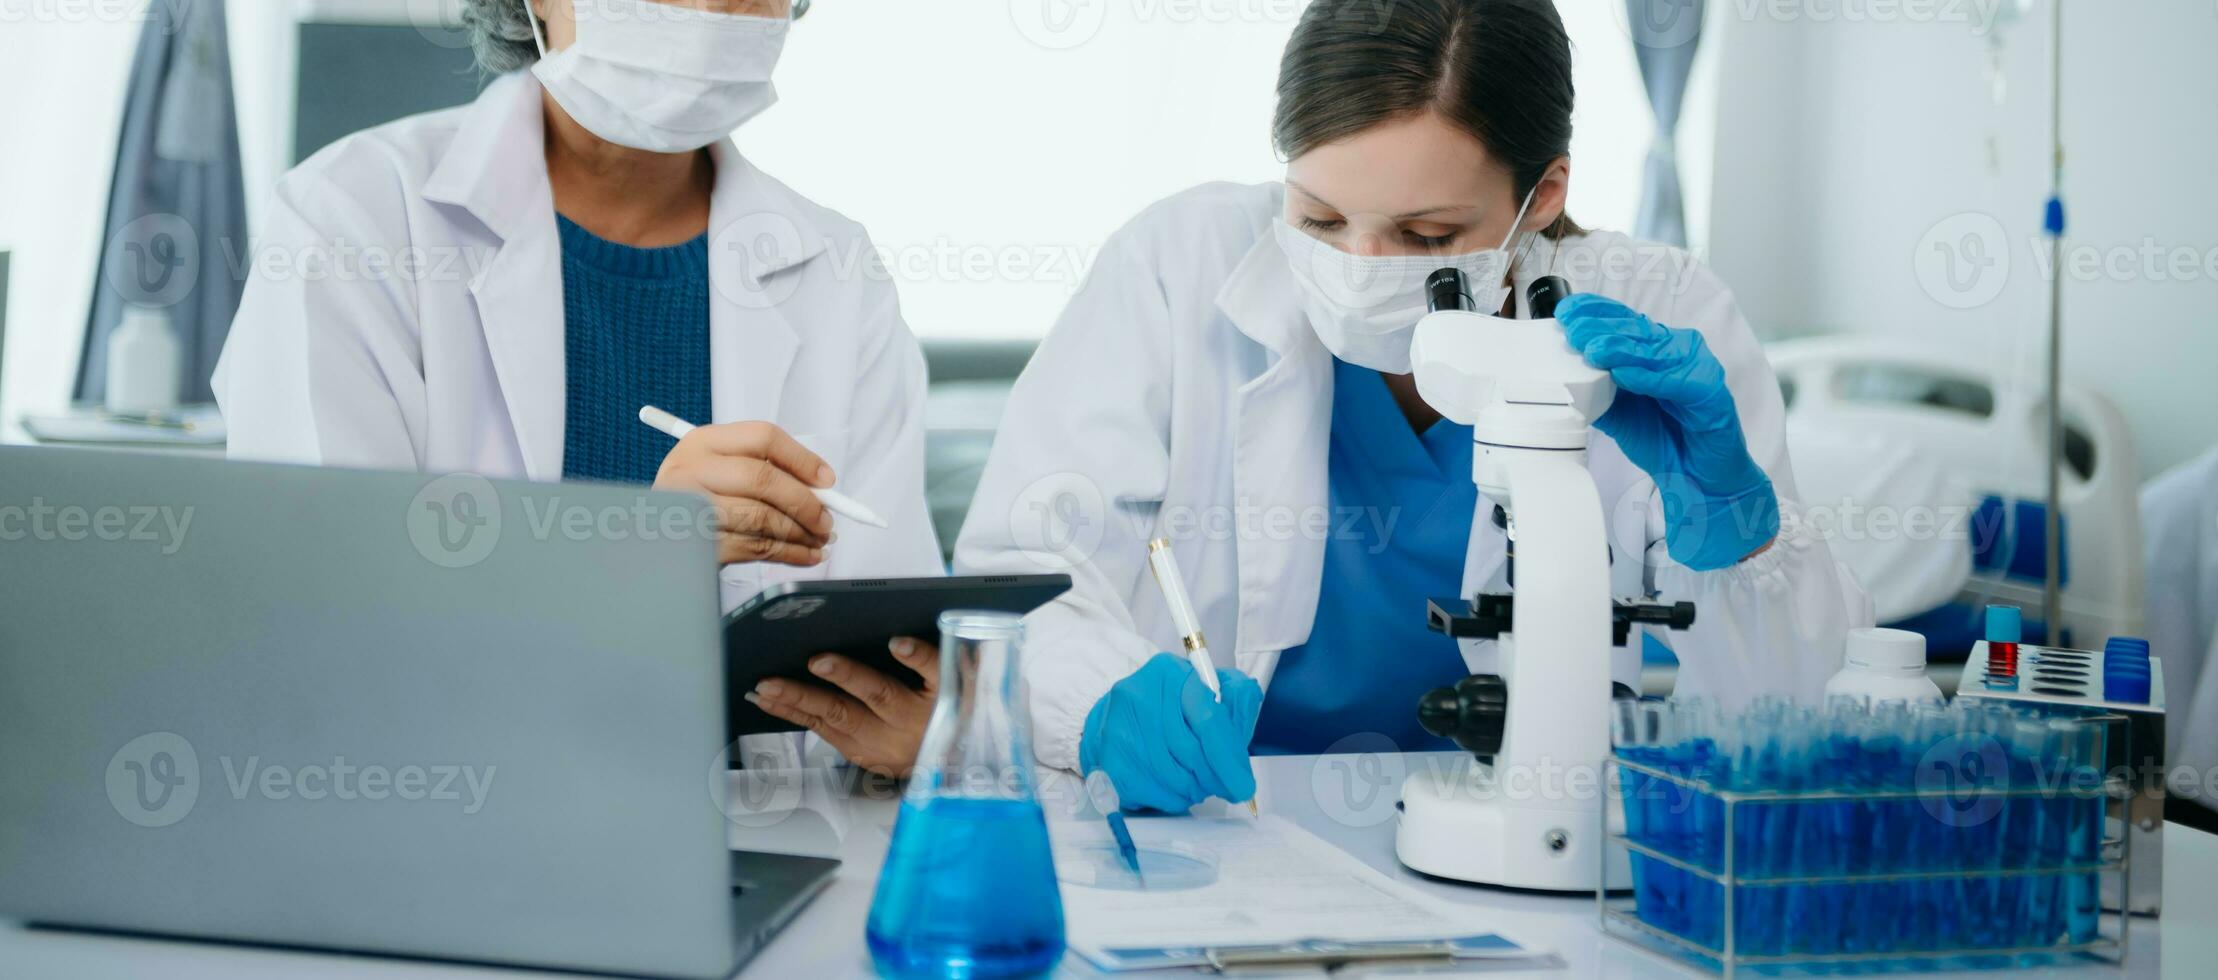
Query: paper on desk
[[1055, 815, 1548, 972], [22, 405, 226, 446]]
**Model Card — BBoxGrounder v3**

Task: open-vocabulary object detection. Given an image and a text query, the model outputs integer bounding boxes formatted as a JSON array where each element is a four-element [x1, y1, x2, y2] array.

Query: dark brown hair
[[1272, 0, 1579, 237]]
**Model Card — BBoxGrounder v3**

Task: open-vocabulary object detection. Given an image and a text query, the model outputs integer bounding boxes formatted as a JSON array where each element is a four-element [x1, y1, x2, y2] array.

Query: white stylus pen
[[636, 405, 890, 529], [1147, 536, 1258, 814]]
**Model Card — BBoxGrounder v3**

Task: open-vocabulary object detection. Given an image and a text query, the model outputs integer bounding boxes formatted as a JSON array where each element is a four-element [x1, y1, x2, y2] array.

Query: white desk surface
[[1, 752, 2199, 978]]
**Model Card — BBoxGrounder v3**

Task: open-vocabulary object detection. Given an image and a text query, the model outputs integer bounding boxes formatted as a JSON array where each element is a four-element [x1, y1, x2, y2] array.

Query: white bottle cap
[[1845, 627, 1927, 671]]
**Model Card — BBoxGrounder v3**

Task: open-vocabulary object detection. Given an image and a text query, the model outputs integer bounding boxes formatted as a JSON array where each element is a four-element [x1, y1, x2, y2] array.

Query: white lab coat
[[953, 182, 1872, 772], [214, 73, 943, 766], [2141, 447, 2218, 805]]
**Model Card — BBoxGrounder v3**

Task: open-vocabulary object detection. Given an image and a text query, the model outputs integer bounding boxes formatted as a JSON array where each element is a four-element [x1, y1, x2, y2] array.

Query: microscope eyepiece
[[1426, 268, 1473, 313], [1526, 275, 1571, 319]]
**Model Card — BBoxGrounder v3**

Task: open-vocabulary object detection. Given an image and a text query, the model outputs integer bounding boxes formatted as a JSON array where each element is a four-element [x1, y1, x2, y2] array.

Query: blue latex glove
[[1079, 653, 1263, 813], [1557, 293, 1780, 571]]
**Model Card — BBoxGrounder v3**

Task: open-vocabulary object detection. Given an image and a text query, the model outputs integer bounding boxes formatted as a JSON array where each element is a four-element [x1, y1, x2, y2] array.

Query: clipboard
[[1088, 933, 1540, 972]]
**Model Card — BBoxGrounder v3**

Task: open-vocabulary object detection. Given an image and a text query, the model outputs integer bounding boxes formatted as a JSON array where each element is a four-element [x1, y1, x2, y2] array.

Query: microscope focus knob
[[1611, 600, 1698, 646], [1417, 674, 1509, 761]]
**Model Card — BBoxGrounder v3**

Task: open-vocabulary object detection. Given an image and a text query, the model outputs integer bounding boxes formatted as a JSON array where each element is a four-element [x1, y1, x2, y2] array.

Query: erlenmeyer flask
[[865, 611, 1065, 979]]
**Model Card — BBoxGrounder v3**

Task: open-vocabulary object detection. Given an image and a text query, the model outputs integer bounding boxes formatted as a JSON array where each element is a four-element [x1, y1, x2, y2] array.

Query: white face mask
[[1274, 184, 1538, 374], [527, 0, 788, 154]]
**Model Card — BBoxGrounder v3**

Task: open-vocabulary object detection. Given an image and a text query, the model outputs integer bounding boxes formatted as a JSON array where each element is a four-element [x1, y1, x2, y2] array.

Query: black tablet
[[723, 574, 1071, 737]]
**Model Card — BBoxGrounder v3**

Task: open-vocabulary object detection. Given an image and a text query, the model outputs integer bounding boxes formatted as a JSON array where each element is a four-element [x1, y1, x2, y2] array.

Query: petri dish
[[1056, 841, 1218, 891]]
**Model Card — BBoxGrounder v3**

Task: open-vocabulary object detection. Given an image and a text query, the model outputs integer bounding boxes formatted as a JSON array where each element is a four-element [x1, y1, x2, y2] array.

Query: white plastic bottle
[[105, 304, 182, 414], [1825, 627, 1945, 705]]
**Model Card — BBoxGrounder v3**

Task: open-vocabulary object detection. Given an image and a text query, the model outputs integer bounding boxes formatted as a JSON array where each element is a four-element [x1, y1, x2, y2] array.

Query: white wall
[[749, 0, 1662, 341], [0, 2, 141, 430], [1707, 0, 2218, 479]]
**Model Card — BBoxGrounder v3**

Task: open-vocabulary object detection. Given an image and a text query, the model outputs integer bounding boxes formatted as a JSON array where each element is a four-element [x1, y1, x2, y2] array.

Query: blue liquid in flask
[[865, 611, 1065, 979], [866, 797, 1065, 979]]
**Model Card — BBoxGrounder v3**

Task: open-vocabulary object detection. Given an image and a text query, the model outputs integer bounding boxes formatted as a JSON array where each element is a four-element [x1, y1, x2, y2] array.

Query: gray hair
[[460, 0, 542, 74]]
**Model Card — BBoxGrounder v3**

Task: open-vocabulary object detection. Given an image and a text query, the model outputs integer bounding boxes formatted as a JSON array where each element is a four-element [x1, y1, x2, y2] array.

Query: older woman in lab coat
[[214, 0, 940, 774], [954, 0, 1871, 812]]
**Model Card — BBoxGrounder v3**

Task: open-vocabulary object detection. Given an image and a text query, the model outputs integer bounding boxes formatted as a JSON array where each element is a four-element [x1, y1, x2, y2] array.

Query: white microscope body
[[1392, 275, 1633, 892]]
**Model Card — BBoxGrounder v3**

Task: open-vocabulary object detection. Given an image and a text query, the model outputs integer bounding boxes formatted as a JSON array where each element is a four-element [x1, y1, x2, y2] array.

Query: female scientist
[[953, 0, 1870, 811], [213, 0, 941, 775]]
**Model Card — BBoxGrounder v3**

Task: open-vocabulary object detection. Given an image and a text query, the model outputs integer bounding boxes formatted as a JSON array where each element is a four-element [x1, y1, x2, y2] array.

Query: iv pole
[[2041, 0, 2065, 645]]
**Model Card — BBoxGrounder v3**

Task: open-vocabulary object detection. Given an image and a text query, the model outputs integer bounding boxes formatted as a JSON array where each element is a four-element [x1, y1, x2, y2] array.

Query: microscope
[[1392, 269, 1694, 892]]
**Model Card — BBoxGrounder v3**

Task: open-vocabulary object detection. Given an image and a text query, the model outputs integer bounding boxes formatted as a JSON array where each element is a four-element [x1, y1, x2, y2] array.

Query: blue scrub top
[[1252, 358, 1480, 755]]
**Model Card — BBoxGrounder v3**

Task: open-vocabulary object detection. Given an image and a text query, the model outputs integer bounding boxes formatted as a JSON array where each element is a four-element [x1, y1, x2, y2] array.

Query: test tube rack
[[1596, 714, 2132, 977], [1956, 637, 2167, 915]]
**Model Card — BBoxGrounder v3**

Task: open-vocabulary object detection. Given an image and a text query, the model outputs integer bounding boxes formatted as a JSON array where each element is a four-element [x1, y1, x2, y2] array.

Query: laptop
[[0, 447, 835, 978]]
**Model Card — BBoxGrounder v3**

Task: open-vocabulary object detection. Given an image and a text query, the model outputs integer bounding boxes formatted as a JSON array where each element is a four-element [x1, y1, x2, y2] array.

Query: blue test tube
[[1694, 704, 1737, 952], [1972, 702, 2019, 948], [1649, 701, 1691, 946], [2054, 719, 2105, 944], [2019, 718, 2069, 948], [1915, 703, 1961, 951], [1724, 714, 1762, 953], [1945, 705, 1996, 948], [1613, 700, 1667, 934], [1859, 702, 1910, 953], [1990, 713, 2040, 946], [1815, 702, 1861, 955]]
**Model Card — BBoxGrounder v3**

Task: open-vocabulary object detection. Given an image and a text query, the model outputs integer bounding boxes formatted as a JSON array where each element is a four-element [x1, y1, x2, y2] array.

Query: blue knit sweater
[[557, 214, 712, 486]]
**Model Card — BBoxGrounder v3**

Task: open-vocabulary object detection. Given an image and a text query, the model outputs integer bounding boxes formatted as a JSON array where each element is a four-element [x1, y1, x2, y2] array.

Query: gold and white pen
[[1146, 537, 1259, 815]]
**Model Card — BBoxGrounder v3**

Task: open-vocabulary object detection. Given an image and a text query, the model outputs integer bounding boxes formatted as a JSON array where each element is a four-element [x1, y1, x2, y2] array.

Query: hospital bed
[[1771, 335, 2146, 660]]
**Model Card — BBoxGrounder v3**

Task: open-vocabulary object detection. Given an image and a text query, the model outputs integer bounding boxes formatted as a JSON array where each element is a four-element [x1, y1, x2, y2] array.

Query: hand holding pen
[[1146, 538, 1261, 816], [638, 406, 887, 567], [1075, 539, 1264, 815]]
